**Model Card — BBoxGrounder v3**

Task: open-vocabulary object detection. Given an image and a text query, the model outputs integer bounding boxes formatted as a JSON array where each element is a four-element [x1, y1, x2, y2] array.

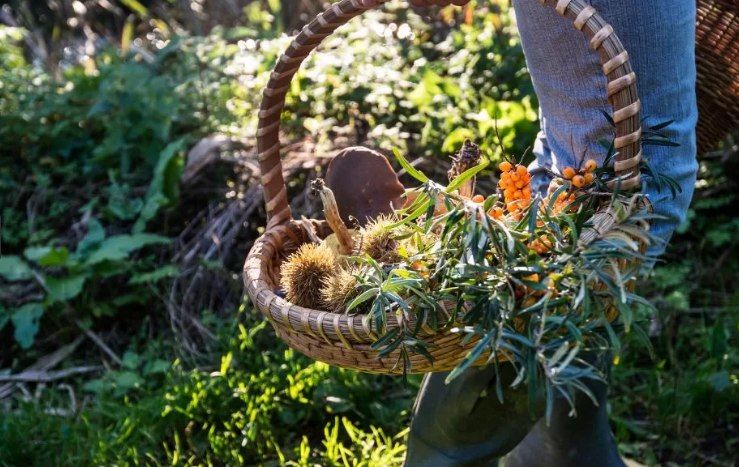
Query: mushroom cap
[[325, 147, 405, 227]]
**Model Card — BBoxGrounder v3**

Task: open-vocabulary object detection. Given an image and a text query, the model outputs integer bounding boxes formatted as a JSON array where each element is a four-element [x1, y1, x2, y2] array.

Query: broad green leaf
[[77, 217, 106, 255], [24, 245, 70, 267], [122, 351, 140, 370], [11, 302, 44, 349], [114, 370, 144, 390], [106, 184, 143, 221], [708, 371, 730, 392], [143, 359, 170, 375], [134, 139, 185, 233], [128, 265, 179, 284], [0, 255, 33, 281], [45, 274, 87, 302], [85, 233, 169, 265]]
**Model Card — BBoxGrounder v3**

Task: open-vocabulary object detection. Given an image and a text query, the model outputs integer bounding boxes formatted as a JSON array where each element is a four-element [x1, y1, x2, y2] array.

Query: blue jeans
[[406, 1, 698, 465], [517, 0, 698, 256]]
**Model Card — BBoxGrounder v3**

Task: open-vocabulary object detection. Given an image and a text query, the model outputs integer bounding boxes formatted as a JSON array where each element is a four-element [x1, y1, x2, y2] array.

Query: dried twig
[[77, 322, 123, 366], [0, 366, 101, 383], [0, 336, 84, 399]]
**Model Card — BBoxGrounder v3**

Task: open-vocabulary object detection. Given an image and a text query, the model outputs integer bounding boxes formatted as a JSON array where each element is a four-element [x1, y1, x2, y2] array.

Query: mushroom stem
[[448, 139, 481, 199], [311, 179, 355, 255]]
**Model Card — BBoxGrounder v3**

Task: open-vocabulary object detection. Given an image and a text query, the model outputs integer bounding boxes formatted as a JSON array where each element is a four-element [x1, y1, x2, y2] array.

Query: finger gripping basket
[[243, 0, 643, 375]]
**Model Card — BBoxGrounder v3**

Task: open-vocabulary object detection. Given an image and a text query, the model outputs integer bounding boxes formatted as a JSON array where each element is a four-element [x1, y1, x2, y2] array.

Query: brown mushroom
[[325, 147, 405, 227]]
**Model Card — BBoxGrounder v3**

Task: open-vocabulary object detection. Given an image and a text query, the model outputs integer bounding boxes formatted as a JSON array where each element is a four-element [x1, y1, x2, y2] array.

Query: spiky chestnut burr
[[358, 215, 401, 263], [280, 243, 336, 309], [320, 268, 359, 312]]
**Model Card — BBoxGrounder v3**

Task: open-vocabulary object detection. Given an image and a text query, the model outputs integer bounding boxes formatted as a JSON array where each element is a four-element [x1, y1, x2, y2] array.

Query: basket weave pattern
[[696, 0, 738, 153], [244, 0, 646, 374]]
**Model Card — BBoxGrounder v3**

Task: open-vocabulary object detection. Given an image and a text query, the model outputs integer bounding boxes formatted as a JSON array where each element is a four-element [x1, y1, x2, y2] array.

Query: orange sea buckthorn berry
[[410, 261, 425, 271], [499, 161, 513, 172], [488, 206, 504, 219], [515, 179, 526, 189], [572, 175, 585, 188], [523, 273, 540, 283], [516, 165, 528, 176], [562, 167, 576, 180], [514, 190, 523, 200], [583, 172, 595, 185], [523, 187, 531, 198], [472, 194, 485, 203], [584, 159, 598, 172]]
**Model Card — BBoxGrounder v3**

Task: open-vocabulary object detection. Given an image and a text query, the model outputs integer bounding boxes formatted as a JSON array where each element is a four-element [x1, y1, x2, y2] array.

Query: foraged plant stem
[[448, 139, 481, 198], [311, 178, 354, 254]]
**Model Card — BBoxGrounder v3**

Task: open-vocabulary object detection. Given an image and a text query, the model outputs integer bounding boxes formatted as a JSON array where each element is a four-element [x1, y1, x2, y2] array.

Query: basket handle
[[256, 0, 643, 228]]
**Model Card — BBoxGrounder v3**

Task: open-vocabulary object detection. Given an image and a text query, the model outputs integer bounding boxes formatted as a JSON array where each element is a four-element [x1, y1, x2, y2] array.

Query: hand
[[409, 0, 471, 7], [359, 0, 471, 8]]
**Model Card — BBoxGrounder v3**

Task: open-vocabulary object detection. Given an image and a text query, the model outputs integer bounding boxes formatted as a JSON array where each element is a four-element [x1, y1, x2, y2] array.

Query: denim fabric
[[512, 0, 699, 256], [406, 5, 698, 465]]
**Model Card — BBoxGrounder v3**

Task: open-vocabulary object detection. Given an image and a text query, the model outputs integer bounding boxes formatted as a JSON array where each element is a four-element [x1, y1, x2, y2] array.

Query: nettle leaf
[[24, 245, 70, 267], [114, 370, 144, 391], [45, 274, 87, 302], [77, 217, 106, 255], [134, 139, 185, 233], [85, 233, 170, 265], [122, 351, 141, 370], [128, 265, 179, 284], [11, 302, 44, 349], [0, 255, 33, 281]]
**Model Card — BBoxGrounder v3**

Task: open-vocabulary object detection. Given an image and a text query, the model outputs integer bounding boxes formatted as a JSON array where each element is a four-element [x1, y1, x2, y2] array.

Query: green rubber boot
[[502, 376, 625, 467], [404, 364, 538, 466], [405, 360, 624, 467]]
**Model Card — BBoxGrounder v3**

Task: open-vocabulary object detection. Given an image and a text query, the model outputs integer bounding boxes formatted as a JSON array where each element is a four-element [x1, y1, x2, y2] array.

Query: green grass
[[0, 1, 737, 465]]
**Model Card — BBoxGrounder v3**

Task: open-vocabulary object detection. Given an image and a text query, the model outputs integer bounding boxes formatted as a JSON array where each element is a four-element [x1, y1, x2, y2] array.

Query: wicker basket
[[243, 0, 644, 374], [696, 0, 738, 153]]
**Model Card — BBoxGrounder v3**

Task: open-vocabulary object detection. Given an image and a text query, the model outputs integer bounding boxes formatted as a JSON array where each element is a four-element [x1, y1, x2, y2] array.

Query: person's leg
[[506, 0, 699, 463], [405, 0, 698, 464], [502, 357, 623, 467], [405, 364, 539, 466], [514, 0, 698, 254]]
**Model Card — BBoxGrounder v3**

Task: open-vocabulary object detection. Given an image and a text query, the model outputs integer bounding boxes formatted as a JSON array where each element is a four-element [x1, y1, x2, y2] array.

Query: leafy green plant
[[0, 308, 413, 466], [0, 1, 735, 465]]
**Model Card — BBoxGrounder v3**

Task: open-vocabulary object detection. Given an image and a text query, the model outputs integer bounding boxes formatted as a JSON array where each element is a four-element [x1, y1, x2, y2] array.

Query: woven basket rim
[[244, 219, 463, 345], [243, 0, 652, 374]]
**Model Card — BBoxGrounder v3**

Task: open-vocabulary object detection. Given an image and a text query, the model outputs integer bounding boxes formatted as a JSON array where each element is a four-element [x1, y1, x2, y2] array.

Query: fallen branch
[[77, 322, 123, 366], [0, 366, 101, 383], [0, 336, 84, 399]]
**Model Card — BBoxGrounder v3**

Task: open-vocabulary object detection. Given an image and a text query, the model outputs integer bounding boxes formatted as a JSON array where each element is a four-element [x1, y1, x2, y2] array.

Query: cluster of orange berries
[[497, 161, 532, 217], [529, 234, 554, 255], [562, 159, 598, 188], [545, 189, 578, 217]]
